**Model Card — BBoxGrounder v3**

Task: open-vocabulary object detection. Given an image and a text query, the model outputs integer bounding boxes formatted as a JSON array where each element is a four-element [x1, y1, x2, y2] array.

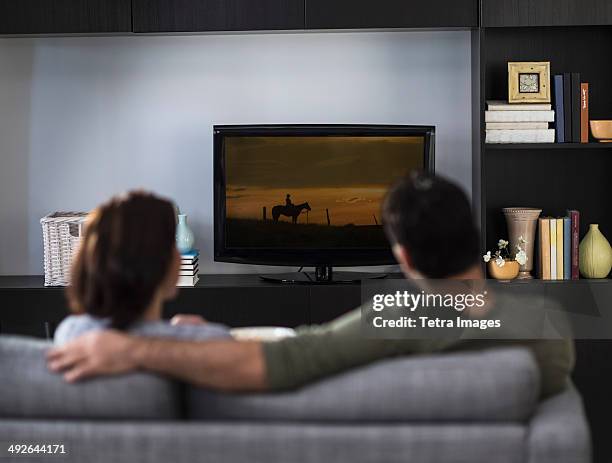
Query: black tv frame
[[213, 124, 435, 269]]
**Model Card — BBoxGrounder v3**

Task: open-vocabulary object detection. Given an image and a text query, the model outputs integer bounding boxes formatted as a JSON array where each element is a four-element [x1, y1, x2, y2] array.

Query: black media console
[[0, 275, 373, 339]]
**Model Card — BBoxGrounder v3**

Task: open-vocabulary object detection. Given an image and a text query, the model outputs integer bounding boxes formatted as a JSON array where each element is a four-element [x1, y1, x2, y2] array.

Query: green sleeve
[[263, 308, 449, 391], [262, 305, 574, 397]]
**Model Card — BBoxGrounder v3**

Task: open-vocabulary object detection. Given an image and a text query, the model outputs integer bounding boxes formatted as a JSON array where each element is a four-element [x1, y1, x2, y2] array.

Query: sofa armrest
[[527, 383, 591, 463]]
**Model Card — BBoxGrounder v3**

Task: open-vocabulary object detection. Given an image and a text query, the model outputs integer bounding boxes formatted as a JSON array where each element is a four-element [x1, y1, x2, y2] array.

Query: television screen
[[214, 125, 434, 266]]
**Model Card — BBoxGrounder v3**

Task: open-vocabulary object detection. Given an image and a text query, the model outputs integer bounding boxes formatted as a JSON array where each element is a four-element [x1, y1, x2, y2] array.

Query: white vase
[[176, 214, 195, 253]]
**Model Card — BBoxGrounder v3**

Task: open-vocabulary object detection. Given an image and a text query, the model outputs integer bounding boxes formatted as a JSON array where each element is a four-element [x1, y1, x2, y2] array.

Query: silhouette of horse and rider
[[272, 194, 311, 224]]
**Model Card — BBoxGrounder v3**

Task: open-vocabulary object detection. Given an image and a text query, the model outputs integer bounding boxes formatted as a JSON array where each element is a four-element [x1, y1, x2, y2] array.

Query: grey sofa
[[0, 336, 590, 463]]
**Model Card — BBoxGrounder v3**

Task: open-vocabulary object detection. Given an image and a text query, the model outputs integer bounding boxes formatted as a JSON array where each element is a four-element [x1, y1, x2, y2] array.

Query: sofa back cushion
[[188, 348, 540, 422], [0, 336, 181, 420]]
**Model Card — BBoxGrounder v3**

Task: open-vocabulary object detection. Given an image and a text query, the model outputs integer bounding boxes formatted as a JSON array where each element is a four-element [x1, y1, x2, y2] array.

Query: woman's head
[[68, 191, 181, 329]]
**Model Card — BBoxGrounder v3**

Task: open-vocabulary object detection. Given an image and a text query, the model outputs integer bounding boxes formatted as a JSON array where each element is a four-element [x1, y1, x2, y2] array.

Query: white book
[[485, 110, 555, 123], [485, 129, 555, 144], [177, 275, 199, 287], [179, 266, 199, 276], [487, 100, 552, 111], [486, 122, 549, 130], [180, 262, 199, 270]]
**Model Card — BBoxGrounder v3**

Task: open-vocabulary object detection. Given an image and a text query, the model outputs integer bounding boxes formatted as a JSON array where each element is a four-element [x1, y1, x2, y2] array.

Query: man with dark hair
[[383, 171, 481, 278], [48, 172, 573, 398]]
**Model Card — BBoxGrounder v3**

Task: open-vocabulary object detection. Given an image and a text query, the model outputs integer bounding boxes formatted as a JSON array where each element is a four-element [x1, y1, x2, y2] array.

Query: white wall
[[0, 30, 471, 275]]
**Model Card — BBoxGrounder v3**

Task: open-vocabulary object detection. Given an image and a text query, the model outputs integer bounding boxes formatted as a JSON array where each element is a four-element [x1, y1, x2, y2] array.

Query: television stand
[[260, 266, 388, 284]]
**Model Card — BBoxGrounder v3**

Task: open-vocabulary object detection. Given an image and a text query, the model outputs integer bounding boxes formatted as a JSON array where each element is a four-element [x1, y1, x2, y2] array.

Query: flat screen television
[[214, 124, 435, 282]]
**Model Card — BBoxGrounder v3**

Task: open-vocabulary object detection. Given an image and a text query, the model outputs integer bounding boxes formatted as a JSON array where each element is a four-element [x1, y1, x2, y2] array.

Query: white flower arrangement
[[483, 236, 529, 267]]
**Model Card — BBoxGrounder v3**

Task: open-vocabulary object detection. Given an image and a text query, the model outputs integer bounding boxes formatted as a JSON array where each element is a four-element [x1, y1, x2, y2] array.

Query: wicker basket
[[40, 212, 88, 286]]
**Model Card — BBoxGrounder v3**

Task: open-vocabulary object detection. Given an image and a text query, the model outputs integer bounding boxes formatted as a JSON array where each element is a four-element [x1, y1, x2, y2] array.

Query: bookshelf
[[472, 16, 612, 463], [486, 143, 612, 150], [473, 25, 612, 260], [502, 277, 611, 285]]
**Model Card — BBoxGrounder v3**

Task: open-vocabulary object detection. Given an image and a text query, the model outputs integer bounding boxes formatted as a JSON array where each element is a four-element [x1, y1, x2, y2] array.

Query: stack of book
[[552, 73, 589, 143], [485, 100, 555, 143], [178, 249, 199, 287], [538, 211, 580, 280]]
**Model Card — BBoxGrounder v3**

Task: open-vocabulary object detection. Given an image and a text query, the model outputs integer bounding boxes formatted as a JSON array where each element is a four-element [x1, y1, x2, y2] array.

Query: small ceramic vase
[[488, 259, 520, 281], [503, 207, 542, 279], [176, 214, 195, 253], [579, 224, 612, 279]]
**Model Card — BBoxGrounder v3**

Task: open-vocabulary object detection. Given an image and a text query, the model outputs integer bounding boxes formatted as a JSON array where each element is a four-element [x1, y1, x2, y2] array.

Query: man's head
[[382, 171, 480, 279]]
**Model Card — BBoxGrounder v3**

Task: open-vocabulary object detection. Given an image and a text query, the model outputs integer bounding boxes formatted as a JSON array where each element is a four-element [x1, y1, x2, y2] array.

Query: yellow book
[[556, 219, 564, 280], [539, 218, 551, 280], [550, 219, 557, 279]]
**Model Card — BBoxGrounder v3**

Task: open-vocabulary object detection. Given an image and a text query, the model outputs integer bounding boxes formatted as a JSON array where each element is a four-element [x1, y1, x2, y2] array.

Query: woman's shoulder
[[54, 314, 110, 344], [54, 315, 231, 344], [131, 321, 231, 341]]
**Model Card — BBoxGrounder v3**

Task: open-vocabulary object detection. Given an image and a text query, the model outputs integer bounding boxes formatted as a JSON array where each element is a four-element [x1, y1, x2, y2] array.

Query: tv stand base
[[260, 266, 388, 284]]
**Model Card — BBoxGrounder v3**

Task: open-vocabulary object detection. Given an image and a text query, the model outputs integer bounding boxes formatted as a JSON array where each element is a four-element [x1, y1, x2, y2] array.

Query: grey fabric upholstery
[[0, 420, 527, 463], [0, 336, 181, 420], [0, 336, 590, 463], [188, 348, 540, 422], [527, 384, 591, 463]]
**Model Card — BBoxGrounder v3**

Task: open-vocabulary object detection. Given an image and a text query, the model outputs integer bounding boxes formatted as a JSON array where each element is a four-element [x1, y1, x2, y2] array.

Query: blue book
[[563, 72, 572, 143], [554, 75, 565, 143], [180, 249, 199, 259], [563, 217, 571, 280]]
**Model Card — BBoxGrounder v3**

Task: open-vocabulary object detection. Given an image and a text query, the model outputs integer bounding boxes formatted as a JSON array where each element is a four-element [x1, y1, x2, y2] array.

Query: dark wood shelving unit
[[501, 277, 611, 284], [304, 0, 477, 30], [0, 275, 370, 338], [486, 143, 612, 150], [473, 25, 612, 253], [0, 0, 132, 34], [482, 0, 612, 28], [472, 12, 612, 462], [0, 0, 478, 35], [132, 0, 305, 33]]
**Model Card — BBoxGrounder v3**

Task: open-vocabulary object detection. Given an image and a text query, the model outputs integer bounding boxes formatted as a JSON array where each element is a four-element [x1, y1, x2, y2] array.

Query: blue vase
[[176, 214, 195, 253]]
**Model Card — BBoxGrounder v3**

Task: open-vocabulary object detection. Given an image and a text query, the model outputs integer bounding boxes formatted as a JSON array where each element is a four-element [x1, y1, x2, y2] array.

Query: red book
[[581, 83, 589, 143], [568, 210, 580, 279]]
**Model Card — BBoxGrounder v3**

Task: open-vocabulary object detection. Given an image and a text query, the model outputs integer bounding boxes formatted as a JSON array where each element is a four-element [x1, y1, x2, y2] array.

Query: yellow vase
[[579, 224, 612, 279]]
